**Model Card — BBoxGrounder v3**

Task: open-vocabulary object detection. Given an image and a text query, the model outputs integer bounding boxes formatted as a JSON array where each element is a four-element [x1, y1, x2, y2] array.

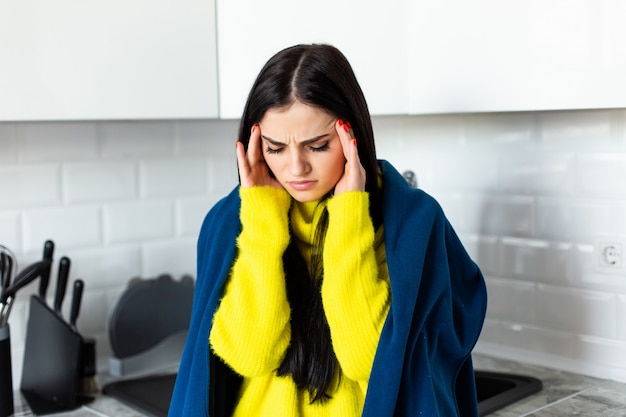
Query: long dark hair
[[237, 44, 382, 402]]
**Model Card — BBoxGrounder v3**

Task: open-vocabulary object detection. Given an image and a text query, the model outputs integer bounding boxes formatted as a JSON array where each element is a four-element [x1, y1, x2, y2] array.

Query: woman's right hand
[[236, 124, 283, 189]]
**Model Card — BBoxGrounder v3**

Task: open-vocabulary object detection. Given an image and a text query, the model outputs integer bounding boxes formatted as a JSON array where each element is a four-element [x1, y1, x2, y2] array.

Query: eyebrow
[[261, 133, 330, 146]]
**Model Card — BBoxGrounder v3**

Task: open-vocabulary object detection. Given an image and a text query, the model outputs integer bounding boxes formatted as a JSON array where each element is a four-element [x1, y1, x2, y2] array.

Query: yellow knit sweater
[[209, 187, 390, 416]]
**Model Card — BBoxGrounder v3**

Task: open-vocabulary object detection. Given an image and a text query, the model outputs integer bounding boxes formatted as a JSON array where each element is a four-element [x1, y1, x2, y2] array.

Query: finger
[[337, 119, 361, 165], [246, 124, 263, 165], [235, 141, 251, 185], [336, 119, 353, 160]]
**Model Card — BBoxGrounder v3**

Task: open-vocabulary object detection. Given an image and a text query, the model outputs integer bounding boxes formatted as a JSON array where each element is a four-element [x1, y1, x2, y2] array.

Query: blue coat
[[169, 160, 487, 416]]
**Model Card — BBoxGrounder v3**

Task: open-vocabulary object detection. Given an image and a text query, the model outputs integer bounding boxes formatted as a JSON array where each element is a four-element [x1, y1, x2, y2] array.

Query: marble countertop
[[12, 353, 626, 416]]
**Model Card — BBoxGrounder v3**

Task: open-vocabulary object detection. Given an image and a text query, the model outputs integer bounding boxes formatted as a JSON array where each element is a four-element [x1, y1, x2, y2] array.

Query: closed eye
[[265, 145, 283, 154], [310, 141, 330, 152]]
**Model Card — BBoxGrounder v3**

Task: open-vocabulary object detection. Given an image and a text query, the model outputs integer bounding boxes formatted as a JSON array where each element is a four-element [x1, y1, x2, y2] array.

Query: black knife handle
[[70, 279, 84, 330], [54, 256, 71, 315], [39, 240, 54, 299]]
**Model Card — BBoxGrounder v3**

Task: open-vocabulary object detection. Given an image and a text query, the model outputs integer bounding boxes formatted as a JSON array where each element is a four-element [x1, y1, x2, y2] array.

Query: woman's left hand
[[334, 119, 366, 195]]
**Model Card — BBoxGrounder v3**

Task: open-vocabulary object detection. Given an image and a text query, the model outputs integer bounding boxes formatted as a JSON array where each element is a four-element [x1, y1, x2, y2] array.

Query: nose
[[288, 149, 310, 177]]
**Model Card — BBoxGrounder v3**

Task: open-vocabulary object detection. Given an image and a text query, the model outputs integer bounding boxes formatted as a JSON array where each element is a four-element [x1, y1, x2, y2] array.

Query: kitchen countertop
[[12, 353, 626, 416]]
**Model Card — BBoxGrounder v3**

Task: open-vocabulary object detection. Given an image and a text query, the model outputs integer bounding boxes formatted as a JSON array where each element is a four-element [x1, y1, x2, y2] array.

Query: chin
[[288, 190, 327, 203]]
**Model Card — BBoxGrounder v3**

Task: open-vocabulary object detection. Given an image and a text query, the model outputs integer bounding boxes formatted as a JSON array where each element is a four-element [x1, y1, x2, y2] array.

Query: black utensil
[[54, 257, 71, 317], [0, 249, 15, 301], [0, 253, 8, 298], [1, 259, 51, 302], [39, 240, 55, 300], [69, 279, 84, 332]]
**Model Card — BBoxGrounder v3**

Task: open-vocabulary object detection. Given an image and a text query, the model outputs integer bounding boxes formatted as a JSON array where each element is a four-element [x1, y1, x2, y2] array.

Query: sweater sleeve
[[209, 186, 292, 377], [322, 191, 390, 382]]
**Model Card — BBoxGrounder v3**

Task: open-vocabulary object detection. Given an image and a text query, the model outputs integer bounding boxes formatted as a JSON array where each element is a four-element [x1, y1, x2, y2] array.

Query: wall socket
[[598, 242, 622, 268]]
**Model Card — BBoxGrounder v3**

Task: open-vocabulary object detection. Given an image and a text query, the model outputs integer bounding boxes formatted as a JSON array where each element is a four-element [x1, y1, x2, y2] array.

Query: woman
[[169, 44, 487, 417]]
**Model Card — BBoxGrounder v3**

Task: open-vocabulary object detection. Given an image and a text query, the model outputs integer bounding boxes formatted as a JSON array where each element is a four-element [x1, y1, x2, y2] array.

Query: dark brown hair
[[237, 44, 382, 403]]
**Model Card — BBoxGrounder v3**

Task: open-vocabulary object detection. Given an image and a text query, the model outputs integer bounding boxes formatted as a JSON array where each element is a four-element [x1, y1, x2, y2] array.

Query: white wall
[[1, 109, 626, 386]]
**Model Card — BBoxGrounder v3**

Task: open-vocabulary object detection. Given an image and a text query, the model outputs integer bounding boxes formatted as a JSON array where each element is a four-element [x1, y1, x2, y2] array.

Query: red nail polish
[[345, 121, 352, 130], [343, 124, 350, 133], [352, 139, 357, 146], [338, 119, 344, 126]]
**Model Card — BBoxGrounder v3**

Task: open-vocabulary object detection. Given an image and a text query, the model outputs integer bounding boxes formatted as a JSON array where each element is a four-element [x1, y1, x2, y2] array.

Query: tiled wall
[[1, 109, 625, 386]]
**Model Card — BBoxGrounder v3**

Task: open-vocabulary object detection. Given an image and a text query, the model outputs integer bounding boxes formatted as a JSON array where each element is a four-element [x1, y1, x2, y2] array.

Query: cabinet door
[[216, 0, 409, 119], [408, 0, 626, 114], [0, 0, 218, 121]]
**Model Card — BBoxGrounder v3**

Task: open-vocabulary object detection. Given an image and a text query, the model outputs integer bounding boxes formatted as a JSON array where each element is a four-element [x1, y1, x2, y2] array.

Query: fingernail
[[338, 119, 344, 126], [352, 139, 357, 147], [345, 121, 352, 130], [343, 124, 350, 133]]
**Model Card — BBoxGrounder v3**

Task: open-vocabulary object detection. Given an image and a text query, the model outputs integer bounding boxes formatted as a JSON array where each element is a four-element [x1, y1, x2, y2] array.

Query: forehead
[[260, 102, 335, 139]]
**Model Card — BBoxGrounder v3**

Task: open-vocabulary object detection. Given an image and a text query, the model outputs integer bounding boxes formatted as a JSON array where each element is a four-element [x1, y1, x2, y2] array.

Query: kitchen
[[2, 0, 626, 416]]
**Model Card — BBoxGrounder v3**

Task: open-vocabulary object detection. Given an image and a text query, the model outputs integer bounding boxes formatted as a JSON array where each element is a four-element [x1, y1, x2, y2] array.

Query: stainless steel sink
[[475, 370, 543, 416]]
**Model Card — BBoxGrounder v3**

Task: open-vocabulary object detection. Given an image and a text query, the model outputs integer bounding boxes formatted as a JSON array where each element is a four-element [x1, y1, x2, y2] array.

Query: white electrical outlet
[[598, 242, 622, 268]]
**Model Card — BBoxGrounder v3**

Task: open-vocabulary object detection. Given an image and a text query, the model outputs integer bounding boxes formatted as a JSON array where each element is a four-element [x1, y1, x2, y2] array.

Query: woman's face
[[258, 102, 346, 202]]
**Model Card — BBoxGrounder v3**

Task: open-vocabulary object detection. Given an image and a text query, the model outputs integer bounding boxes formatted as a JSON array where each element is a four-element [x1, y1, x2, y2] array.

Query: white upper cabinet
[[216, 0, 409, 119], [408, 0, 626, 114], [0, 0, 218, 121]]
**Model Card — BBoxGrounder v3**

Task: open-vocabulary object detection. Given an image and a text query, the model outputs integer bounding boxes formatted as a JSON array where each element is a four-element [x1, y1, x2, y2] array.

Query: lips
[[288, 180, 317, 191]]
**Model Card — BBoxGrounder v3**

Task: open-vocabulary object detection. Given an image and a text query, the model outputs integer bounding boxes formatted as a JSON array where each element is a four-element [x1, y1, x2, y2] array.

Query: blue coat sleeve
[[168, 188, 242, 417], [362, 161, 487, 417]]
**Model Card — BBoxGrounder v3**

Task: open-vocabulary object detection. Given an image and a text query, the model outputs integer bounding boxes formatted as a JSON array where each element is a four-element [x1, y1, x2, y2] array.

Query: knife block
[[20, 295, 91, 415], [0, 325, 14, 417]]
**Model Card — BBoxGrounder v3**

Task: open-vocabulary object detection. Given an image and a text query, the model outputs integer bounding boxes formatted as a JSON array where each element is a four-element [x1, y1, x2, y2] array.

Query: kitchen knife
[[69, 279, 84, 332], [54, 256, 71, 317], [39, 240, 55, 300]]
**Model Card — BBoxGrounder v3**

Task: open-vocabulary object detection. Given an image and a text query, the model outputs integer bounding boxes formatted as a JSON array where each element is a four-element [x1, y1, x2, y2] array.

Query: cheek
[[262, 153, 280, 176], [326, 151, 346, 180]]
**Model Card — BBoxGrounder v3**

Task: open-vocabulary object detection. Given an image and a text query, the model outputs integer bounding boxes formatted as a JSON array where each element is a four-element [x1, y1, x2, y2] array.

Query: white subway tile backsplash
[[176, 198, 217, 237], [500, 238, 573, 285], [0, 123, 17, 163], [208, 157, 238, 194], [22, 206, 101, 253], [371, 116, 407, 147], [476, 318, 503, 345], [576, 153, 626, 197], [64, 244, 142, 291], [471, 195, 534, 237], [492, 323, 577, 358], [572, 242, 626, 292], [64, 161, 137, 203], [620, 202, 626, 236], [75, 289, 113, 335], [140, 158, 208, 197], [617, 295, 626, 342], [498, 151, 574, 195], [398, 114, 465, 147], [103, 201, 174, 243], [0, 210, 21, 251], [464, 112, 536, 146], [535, 198, 614, 241], [141, 238, 196, 278], [18, 122, 98, 162], [536, 285, 617, 339], [0, 164, 61, 209], [457, 235, 500, 276], [485, 277, 536, 325], [4, 110, 626, 384], [538, 110, 617, 149], [176, 119, 238, 157], [100, 121, 175, 158], [576, 336, 626, 368], [427, 152, 499, 192]]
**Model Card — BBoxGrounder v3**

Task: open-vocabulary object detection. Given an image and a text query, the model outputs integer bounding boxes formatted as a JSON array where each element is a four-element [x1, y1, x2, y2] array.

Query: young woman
[[169, 44, 487, 417]]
